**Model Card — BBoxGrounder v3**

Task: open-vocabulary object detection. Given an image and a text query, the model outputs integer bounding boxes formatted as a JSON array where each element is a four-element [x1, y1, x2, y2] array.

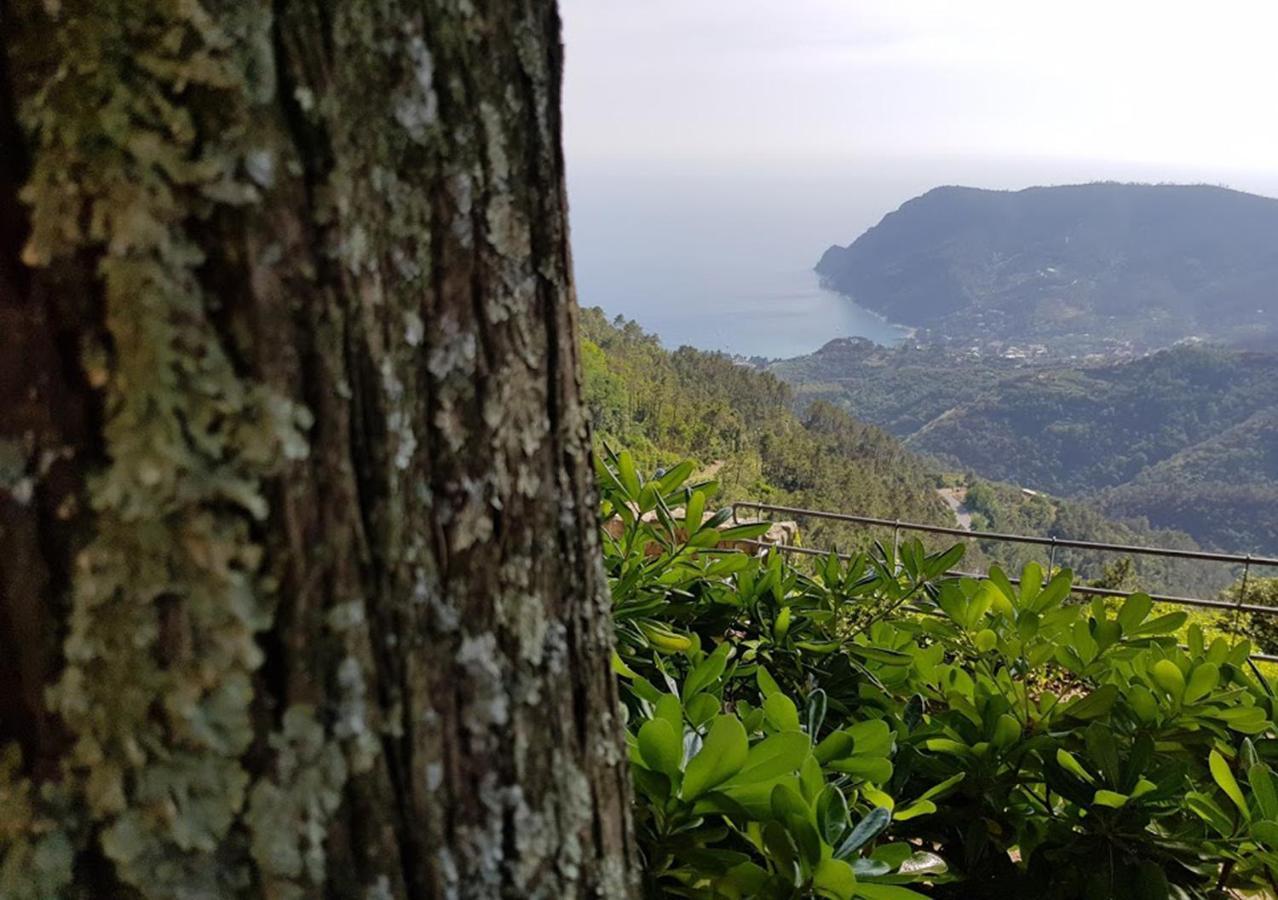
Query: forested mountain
[[582, 310, 1222, 592], [578, 308, 952, 547], [772, 342, 1278, 554], [815, 183, 1278, 350], [1098, 408, 1278, 552]]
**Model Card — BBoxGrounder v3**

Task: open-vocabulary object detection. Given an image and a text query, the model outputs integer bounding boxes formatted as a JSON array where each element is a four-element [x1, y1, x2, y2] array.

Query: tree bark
[[0, 1, 636, 897]]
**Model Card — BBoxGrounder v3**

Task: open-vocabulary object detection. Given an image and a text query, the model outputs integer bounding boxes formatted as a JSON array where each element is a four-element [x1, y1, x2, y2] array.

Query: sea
[[565, 159, 1278, 360], [566, 164, 913, 359]]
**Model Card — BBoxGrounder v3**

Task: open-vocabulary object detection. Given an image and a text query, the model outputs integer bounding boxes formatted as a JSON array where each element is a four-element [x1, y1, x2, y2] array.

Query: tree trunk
[[0, 1, 636, 897]]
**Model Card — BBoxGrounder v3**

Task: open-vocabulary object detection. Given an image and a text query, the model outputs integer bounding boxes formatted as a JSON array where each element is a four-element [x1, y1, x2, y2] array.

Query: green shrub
[[599, 450, 1278, 899]]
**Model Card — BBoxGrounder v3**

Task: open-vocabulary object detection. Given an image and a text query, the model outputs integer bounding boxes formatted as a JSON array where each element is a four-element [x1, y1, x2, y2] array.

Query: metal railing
[[731, 500, 1278, 664]]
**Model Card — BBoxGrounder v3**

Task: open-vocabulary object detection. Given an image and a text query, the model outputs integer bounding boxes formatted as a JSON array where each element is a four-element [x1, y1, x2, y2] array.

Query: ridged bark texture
[[0, 1, 636, 897]]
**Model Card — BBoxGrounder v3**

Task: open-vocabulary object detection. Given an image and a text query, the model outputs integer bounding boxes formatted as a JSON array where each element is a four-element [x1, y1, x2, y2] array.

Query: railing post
[[892, 519, 902, 566], [1048, 536, 1058, 574], [1232, 555, 1252, 637]]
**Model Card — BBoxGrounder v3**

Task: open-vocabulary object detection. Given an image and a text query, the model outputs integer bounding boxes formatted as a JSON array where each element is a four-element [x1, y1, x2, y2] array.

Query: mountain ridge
[[815, 182, 1278, 350]]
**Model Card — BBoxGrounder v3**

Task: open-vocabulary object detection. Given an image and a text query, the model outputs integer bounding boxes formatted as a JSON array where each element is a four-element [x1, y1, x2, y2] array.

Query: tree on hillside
[[0, 2, 635, 897]]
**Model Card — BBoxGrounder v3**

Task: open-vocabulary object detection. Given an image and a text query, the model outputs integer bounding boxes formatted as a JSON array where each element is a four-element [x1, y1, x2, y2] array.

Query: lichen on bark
[[8, 0, 311, 894], [1, 0, 637, 896]]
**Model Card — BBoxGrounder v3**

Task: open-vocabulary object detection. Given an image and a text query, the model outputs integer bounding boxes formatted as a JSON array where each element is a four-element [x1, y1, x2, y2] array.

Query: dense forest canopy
[[773, 341, 1278, 555]]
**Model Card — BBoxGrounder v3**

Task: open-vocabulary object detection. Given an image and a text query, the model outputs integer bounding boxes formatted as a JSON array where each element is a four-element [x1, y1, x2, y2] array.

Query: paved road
[[937, 487, 973, 532]]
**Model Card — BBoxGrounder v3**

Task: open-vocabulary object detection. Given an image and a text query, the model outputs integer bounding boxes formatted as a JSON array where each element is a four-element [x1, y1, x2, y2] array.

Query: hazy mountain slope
[[770, 337, 1012, 435], [1098, 409, 1278, 553], [902, 345, 1278, 496], [771, 343, 1278, 553], [815, 183, 1278, 348]]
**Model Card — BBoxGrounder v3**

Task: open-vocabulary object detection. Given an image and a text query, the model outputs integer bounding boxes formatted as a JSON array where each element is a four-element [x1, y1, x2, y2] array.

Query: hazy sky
[[561, 0, 1278, 180]]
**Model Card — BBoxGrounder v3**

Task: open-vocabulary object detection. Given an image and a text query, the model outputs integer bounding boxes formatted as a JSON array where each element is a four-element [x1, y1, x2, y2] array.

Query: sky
[[560, 0, 1278, 187]]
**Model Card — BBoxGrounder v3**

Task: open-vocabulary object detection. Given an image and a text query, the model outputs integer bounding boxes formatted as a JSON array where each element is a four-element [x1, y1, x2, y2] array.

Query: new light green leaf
[[764, 692, 802, 732], [1149, 659, 1185, 702], [1183, 662, 1219, 704], [1056, 749, 1095, 784], [1092, 789, 1129, 808], [1116, 592, 1152, 632]]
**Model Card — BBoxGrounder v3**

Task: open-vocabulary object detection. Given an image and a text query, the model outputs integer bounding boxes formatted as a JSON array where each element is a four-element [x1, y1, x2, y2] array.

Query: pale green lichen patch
[[0, 747, 76, 899], [4, 0, 313, 895], [245, 706, 348, 899]]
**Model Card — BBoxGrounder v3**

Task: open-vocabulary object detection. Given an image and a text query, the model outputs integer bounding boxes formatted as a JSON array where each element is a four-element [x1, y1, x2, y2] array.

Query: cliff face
[[816, 183, 1278, 347]]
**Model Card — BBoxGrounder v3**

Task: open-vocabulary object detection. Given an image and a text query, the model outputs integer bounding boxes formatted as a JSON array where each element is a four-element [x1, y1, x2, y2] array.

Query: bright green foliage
[[580, 308, 952, 551], [601, 452, 1278, 898], [1224, 576, 1278, 658]]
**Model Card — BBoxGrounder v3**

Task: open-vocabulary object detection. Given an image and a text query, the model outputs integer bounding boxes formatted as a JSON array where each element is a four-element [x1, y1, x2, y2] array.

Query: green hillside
[[581, 310, 1225, 594], [772, 342, 1278, 554], [579, 308, 951, 550], [1098, 408, 1278, 552]]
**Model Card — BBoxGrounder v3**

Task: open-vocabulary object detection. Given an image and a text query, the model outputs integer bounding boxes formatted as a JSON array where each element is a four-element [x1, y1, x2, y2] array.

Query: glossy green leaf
[[1116, 592, 1153, 632], [1248, 764, 1278, 821], [682, 715, 749, 799], [756, 666, 782, 697], [1061, 684, 1118, 720], [834, 806, 890, 860], [816, 784, 850, 844], [685, 693, 721, 727], [771, 782, 822, 868], [1149, 659, 1185, 701], [683, 642, 731, 701], [764, 692, 802, 732], [815, 730, 856, 764], [1085, 723, 1121, 787], [1209, 750, 1250, 821], [1129, 612, 1188, 637], [1182, 662, 1219, 704], [655, 460, 695, 494], [813, 857, 858, 900], [725, 732, 811, 786], [916, 772, 966, 803], [990, 714, 1020, 750], [1253, 819, 1278, 847], [637, 718, 682, 780]]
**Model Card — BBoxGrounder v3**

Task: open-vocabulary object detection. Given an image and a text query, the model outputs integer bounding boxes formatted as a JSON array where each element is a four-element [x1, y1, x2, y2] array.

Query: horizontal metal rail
[[728, 501, 1278, 665], [730, 541, 1278, 616], [731, 501, 1278, 568], [729, 541, 1278, 666]]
